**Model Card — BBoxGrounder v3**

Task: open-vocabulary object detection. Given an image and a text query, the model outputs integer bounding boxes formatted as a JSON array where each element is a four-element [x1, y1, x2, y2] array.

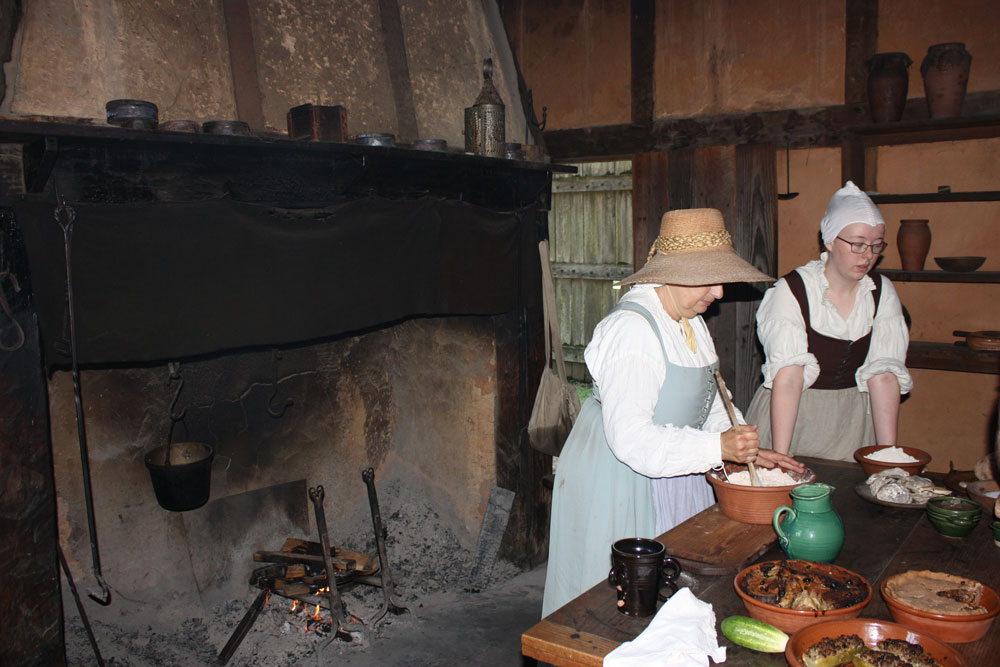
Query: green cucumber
[[720, 615, 789, 653]]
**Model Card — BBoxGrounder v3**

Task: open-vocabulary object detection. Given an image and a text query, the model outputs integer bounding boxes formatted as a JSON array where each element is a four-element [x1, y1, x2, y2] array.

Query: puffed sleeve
[[856, 277, 913, 393], [755, 278, 821, 390], [588, 313, 723, 478]]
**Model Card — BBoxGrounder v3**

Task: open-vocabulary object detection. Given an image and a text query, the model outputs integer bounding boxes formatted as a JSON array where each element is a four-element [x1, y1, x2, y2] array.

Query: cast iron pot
[[144, 442, 214, 511]]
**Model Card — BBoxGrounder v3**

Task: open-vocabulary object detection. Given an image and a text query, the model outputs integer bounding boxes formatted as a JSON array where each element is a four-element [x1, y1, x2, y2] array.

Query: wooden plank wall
[[631, 145, 777, 411], [549, 161, 633, 380]]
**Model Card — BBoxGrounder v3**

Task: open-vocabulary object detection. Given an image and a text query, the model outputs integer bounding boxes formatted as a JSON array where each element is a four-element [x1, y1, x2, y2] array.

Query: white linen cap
[[820, 181, 885, 243]]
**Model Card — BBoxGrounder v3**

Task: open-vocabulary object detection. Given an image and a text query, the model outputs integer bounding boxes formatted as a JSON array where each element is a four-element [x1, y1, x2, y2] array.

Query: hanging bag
[[527, 240, 581, 456]]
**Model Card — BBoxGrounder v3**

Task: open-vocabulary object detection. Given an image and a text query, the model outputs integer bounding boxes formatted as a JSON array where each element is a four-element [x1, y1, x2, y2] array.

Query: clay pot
[[867, 52, 912, 123], [921, 42, 972, 118], [897, 219, 931, 271]]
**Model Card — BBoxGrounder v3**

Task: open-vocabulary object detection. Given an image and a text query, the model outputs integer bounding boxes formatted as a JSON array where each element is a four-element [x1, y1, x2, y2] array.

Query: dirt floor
[[63, 478, 547, 666]]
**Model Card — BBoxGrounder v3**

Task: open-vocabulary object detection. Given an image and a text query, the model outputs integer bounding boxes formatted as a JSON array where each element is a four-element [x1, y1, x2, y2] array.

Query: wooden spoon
[[713, 370, 760, 486]]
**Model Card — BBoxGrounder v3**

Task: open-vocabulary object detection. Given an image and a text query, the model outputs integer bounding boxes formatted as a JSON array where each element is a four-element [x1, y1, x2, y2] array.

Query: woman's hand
[[755, 449, 805, 473], [721, 425, 806, 474], [720, 424, 760, 464]]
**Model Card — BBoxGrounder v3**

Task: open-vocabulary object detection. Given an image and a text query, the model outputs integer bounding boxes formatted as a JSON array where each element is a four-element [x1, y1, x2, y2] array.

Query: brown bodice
[[783, 269, 883, 390]]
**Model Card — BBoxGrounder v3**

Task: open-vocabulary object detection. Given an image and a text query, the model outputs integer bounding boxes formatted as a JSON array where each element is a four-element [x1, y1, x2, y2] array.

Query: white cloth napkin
[[603, 587, 727, 666]]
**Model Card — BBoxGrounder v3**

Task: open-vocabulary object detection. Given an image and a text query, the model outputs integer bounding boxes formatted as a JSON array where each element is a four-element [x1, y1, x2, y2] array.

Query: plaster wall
[[657, 0, 843, 119], [503, 0, 630, 130], [2, 0, 528, 148]]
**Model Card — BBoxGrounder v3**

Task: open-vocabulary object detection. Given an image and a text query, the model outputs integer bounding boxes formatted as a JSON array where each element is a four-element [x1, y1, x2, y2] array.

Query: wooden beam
[[630, 0, 655, 126], [845, 0, 879, 105], [550, 262, 634, 280], [631, 152, 669, 271], [221, 0, 266, 129], [551, 174, 631, 193], [544, 91, 1000, 161], [377, 0, 419, 143]]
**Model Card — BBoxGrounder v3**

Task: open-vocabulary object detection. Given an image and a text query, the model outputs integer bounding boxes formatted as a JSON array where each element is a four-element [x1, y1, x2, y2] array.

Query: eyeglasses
[[836, 236, 889, 255]]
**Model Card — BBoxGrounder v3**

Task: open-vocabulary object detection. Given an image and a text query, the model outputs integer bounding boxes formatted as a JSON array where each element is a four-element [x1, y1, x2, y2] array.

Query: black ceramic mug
[[608, 538, 681, 617]]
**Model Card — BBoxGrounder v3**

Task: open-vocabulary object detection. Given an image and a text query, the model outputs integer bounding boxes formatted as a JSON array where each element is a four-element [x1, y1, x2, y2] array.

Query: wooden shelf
[[906, 341, 1000, 374], [841, 115, 1000, 192], [879, 270, 1000, 283], [845, 115, 1000, 146], [870, 191, 1000, 204]]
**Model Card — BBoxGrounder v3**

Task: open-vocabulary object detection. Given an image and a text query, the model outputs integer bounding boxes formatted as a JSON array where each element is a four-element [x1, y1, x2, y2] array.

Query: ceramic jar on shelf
[[921, 42, 972, 118], [867, 52, 913, 123], [898, 219, 932, 271]]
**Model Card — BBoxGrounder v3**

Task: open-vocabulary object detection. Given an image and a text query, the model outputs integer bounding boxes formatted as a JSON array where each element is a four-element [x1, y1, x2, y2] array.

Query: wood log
[[253, 538, 379, 574]]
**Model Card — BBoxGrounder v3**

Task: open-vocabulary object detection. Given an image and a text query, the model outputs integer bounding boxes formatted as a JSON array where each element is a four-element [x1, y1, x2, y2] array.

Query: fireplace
[[0, 119, 565, 663]]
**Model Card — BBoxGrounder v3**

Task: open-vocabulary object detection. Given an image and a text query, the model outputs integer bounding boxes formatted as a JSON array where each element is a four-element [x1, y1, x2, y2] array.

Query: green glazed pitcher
[[772, 483, 844, 563]]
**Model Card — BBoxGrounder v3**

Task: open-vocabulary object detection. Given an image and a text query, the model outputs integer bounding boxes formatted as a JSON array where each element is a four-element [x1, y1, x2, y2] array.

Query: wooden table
[[522, 458, 1000, 666]]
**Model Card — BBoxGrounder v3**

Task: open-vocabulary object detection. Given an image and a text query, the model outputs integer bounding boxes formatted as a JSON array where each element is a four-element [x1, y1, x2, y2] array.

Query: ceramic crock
[[773, 483, 844, 563]]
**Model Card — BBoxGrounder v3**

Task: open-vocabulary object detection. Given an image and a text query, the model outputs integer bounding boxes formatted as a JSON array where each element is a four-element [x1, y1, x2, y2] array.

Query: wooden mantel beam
[[544, 91, 1000, 162]]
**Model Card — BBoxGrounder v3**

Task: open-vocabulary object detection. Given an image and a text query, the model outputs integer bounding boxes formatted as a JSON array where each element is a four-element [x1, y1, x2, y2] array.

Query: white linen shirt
[[755, 253, 913, 393], [584, 284, 735, 478]]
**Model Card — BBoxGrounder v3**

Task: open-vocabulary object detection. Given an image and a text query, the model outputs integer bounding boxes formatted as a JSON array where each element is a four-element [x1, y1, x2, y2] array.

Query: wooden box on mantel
[[286, 103, 347, 142]]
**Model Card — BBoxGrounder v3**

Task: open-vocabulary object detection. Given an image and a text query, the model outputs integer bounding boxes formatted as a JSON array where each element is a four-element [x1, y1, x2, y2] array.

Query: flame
[[290, 600, 300, 613], [312, 586, 330, 620]]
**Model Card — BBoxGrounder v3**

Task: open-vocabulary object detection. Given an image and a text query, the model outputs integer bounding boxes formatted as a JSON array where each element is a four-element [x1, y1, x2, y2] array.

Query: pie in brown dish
[[883, 570, 987, 615], [740, 560, 870, 611]]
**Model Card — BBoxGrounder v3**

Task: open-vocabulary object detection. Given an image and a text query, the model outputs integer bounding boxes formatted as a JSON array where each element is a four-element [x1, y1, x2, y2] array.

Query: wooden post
[[637, 145, 777, 410], [496, 208, 549, 567], [845, 0, 880, 106], [632, 152, 670, 270], [0, 210, 65, 665]]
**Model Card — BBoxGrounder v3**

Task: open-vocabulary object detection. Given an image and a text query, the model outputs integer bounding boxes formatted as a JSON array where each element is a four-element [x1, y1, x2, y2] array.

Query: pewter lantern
[[464, 58, 505, 157]]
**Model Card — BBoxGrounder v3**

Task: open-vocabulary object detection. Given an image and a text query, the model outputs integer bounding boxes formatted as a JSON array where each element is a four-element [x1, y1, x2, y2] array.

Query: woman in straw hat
[[746, 181, 912, 462], [541, 208, 802, 617]]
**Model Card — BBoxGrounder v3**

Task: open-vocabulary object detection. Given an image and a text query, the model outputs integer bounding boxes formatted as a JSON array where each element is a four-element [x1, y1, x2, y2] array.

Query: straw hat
[[621, 208, 774, 286]]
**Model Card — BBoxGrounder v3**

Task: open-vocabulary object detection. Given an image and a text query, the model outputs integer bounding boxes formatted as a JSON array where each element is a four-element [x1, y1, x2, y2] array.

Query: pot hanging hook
[[165, 362, 187, 466], [55, 194, 112, 606], [778, 138, 799, 201], [266, 349, 293, 418]]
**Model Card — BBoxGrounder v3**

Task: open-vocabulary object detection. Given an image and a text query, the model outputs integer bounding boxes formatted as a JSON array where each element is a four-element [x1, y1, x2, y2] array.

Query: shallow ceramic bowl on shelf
[[784, 619, 967, 666], [881, 577, 999, 643], [733, 560, 872, 633], [706, 463, 814, 524], [853, 445, 931, 477], [966, 480, 999, 515], [934, 256, 986, 272]]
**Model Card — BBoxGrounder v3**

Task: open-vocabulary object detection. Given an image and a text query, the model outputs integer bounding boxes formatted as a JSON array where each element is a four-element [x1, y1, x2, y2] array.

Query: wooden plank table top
[[522, 458, 1000, 666]]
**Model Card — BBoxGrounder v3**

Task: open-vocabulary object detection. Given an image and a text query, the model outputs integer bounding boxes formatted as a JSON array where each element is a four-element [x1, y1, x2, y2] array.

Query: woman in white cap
[[746, 181, 913, 462], [541, 208, 802, 617]]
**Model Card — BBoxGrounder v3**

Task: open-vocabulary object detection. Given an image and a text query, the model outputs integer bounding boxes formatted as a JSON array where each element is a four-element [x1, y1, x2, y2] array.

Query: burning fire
[[286, 587, 335, 634]]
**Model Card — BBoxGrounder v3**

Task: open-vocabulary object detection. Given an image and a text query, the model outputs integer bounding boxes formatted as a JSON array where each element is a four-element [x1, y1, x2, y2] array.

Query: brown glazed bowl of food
[[784, 619, 967, 667], [853, 445, 931, 477], [734, 560, 872, 634], [707, 463, 814, 524], [881, 573, 999, 643]]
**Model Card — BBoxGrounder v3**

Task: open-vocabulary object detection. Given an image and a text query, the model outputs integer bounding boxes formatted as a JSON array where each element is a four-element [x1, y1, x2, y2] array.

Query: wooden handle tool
[[713, 370, 760, 486]]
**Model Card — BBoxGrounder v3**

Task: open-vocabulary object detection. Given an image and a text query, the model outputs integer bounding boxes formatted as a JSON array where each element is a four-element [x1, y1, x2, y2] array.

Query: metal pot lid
[[356, 133, 396, 146]]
